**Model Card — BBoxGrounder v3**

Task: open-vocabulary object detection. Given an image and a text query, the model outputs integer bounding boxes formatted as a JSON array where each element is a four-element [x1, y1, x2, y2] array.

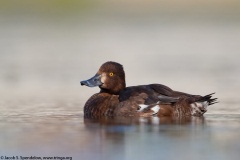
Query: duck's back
[[119, 84, 199, 104]]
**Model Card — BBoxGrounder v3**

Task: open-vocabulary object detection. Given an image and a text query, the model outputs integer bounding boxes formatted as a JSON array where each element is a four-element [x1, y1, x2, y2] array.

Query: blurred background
[[1, 1, 240, 160], [1, 0, 240, 113]]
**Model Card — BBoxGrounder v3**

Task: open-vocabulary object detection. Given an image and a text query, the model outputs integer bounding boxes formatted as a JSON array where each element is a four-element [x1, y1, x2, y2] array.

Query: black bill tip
[[80, 81, 87, 86], [80, 74, 102, 87]]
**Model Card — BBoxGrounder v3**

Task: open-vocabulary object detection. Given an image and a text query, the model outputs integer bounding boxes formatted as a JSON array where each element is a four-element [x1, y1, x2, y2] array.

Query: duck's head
[[80, 61, 126, 94]]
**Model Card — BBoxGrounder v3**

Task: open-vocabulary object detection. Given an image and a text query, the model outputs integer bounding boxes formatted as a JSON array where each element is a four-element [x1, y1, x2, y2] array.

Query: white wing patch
[[151, 105, 160, 115], [138, 102, 160, 115], [138, 104, 149, 111]]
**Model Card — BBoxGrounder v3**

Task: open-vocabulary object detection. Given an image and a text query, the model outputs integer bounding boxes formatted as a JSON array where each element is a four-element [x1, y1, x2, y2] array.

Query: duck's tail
[[197, 92, 218, 105], [190, 93, 218, 116]]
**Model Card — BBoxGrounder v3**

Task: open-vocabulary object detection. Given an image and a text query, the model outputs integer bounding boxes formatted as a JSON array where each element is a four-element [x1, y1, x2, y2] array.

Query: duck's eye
[[109, 72, 114, 76]]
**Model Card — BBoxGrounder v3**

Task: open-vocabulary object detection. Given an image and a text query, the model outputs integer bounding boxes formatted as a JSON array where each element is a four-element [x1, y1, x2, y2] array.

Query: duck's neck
[[100, 81, 126, 95]]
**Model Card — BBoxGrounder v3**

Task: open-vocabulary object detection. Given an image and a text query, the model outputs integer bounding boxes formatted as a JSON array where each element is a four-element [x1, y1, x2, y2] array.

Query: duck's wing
[[119, 84, 195, 104], [157, 95, 180, 103], [118, 84, 217, 117], [117, 84, 179, 117]]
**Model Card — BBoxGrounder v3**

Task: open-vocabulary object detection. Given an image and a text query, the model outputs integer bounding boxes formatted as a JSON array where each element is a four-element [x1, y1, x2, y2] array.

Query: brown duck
[[80, 61, 217, 118]]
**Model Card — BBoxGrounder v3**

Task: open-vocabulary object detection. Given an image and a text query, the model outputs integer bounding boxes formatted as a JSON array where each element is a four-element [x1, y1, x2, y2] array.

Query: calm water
[[1, 108, 240, 160]]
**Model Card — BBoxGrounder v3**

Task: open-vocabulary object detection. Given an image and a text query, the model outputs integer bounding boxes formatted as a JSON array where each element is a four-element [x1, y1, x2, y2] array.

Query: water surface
[[1, 108, 240, 160]]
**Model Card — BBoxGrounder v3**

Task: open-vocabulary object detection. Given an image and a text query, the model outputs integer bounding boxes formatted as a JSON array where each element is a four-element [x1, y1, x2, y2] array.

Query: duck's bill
[[80, 74, 102, 87]]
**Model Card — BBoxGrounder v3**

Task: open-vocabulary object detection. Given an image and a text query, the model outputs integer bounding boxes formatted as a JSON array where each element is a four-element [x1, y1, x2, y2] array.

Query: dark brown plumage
[[80, 61, 217, 118]]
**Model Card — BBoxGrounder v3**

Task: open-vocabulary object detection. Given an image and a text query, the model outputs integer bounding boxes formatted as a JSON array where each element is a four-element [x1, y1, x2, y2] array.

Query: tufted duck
[[80, 61, 217, 118]]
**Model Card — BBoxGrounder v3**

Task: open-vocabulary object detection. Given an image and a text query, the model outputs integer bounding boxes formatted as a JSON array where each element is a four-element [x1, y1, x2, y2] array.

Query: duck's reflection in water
[[84, 116, 205, 139], [83, 116, 206, 160], [84, 116, 205, 126]]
